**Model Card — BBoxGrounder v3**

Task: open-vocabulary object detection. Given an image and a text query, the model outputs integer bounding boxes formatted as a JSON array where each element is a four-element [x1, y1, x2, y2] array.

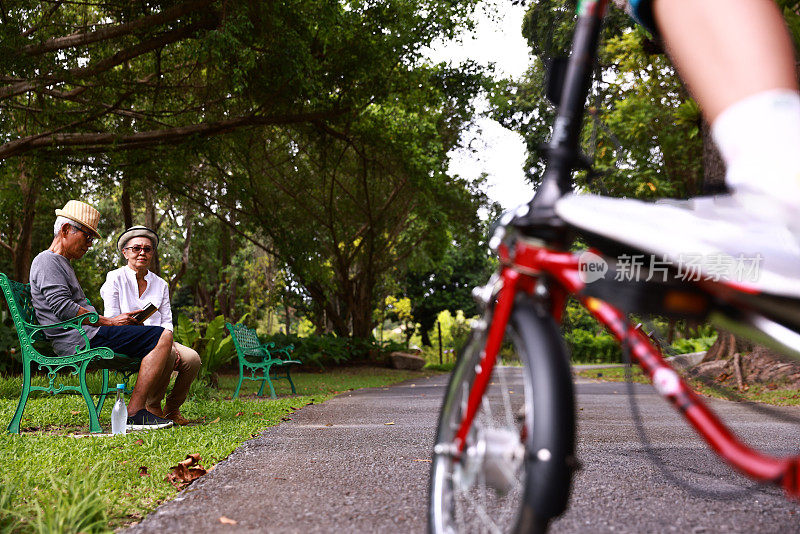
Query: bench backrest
[[226, 322, 267, 358], [0, 273, 40, 343]]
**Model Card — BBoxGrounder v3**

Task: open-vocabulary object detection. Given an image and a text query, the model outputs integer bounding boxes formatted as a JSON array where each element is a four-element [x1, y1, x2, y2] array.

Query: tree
[[162, 76, 490, 338], [402, 216, 497, 346], [493, 1, 702, 199], [0, 0, 491, 340]]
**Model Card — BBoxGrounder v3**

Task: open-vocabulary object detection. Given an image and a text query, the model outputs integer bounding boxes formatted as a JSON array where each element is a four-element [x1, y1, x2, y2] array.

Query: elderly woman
[[101, 226, 200, 426]]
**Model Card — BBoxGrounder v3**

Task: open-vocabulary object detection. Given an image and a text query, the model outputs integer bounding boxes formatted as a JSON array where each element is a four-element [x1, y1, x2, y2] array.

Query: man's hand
[[78, 306, 143, 327], [104, 311, 144, 326]]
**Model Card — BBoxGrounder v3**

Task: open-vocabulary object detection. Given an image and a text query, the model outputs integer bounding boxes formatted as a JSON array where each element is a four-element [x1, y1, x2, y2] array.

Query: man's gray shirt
[[30, 250, 99, 356]]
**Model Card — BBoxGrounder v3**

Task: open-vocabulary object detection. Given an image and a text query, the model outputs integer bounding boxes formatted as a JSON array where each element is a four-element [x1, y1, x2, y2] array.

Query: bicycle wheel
[[429, 300, 575, 534]]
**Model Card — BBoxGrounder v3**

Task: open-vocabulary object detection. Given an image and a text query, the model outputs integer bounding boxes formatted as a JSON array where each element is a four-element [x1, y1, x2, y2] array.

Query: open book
[[132, 303, 158, 323]]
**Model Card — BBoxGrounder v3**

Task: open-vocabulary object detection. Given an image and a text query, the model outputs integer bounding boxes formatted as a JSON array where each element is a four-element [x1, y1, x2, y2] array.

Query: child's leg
[[653, 0, 800, 220], [653, 0, 797, 122]]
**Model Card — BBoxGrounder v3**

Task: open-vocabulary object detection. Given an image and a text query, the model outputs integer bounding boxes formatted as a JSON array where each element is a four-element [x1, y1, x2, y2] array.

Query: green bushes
[[261, 332, 405, 368], [670, 334, 717, 355], [174, 314, 235, 385], [561, 299, 717, 364], [562, 300, 622, 364], [564, 328, 621, 364]]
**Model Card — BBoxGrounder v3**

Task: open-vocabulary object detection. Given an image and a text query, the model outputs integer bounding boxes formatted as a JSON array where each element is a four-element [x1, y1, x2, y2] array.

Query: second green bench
[[225, 322, 300, 399]]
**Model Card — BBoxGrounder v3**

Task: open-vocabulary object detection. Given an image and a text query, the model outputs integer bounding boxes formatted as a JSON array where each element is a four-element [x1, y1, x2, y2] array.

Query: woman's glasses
[[125, 245, 154, 254]]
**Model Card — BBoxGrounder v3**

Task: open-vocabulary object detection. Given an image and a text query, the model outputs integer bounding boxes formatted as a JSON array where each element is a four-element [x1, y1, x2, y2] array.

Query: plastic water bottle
[[111, 384, 127, 435]]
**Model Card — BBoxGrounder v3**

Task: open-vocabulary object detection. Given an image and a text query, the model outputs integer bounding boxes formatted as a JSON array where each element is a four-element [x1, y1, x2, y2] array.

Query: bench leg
[[7, 358, 32, 434], [95, 369, 110, 415], [233, 364, 245, 399], [285, 366, 297, 395], [265, 365, 277, 399], [79, 361, 103, 433], [257, 376, 267, 397]]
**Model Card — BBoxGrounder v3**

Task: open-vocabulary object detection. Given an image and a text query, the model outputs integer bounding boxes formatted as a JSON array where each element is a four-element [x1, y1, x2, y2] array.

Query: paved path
[[128, 370, 800, 533]]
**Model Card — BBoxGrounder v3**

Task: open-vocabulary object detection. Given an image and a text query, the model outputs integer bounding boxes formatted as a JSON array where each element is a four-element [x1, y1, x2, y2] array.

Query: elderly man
[[29, 200, 174, 430]]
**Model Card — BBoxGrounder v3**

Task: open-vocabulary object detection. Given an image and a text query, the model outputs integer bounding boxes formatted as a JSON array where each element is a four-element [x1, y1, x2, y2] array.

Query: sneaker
[[554, 193, 800, 298], [127, 409, 174, 431]]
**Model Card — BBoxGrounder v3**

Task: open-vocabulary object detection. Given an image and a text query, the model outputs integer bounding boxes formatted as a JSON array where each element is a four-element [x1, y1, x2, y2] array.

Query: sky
[[425, 2, 533, 210]]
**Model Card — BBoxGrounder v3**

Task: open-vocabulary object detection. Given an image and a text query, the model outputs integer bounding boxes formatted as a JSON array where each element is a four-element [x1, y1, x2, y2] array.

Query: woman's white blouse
[[100, 266, 173, 331]]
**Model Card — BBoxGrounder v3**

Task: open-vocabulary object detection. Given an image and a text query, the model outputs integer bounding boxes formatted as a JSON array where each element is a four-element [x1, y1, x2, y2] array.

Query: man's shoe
[[554, 193, 800, 298], [127, 409, 174, 431]]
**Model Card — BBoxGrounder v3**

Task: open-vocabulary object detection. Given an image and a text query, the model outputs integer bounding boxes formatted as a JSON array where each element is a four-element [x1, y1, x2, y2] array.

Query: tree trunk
[[283, 289, 292, 335], [144, 188, 160, 275], [702, 330, 753, 362], [121, 175, 133, 229], [700, 119, 728, 195], [13, 160, 38, 282], [168, 214, 192, 300]]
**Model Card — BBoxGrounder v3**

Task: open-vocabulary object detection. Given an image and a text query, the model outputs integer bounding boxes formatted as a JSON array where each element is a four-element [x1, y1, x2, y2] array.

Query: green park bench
[[0, 273, 139, 434], [225, 322, 300, 399]]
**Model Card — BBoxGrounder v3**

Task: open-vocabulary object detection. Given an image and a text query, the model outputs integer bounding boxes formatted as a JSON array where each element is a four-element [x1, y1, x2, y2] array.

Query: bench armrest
[[25, 312, 100, 349]]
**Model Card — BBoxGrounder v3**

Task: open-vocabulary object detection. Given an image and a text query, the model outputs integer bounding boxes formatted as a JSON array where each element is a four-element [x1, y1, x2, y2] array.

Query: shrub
[[174, 314, 235, 386], [260, 333, 402, 369], [670, 334, 717, 355], [427, 310, 476, 356], [562, 299, 622, 363], [564, 328, 621, 364]]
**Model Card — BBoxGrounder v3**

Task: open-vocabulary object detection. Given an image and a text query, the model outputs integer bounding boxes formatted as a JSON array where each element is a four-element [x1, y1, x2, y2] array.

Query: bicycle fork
[[453, 267, 522, 454]]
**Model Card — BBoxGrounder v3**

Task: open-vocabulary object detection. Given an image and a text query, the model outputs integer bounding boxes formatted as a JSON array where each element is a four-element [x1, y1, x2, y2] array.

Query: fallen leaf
[[208, 417, 220, 424], [70, 410, 80, 415], [219, 516, 237, 525], [253, 412, 262, 415], [135, 439, 144, 445], [235, 411, 244, 417], [166, 454, 208, 489], [385, 422, 395, 425], [138, 466, 149, 477], [412, 458, 432, 463]]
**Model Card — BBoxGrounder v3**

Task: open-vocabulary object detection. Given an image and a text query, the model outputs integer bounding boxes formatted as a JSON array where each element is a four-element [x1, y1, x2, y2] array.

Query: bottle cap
[[117, 383, 125, 389]]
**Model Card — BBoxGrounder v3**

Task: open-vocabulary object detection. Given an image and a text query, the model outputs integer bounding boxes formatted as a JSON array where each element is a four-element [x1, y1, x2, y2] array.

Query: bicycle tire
[[428, 300, 576, 534]]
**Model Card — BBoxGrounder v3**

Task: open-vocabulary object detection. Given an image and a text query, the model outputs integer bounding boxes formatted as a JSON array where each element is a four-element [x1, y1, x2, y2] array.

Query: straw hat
[[117, 226, 159, 252], [54, 200, 101, 237]]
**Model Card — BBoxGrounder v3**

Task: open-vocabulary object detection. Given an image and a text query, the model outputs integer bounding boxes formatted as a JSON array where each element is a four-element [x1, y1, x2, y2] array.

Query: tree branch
[[22, 0, 214, 56], [0, 109, 348, 160]]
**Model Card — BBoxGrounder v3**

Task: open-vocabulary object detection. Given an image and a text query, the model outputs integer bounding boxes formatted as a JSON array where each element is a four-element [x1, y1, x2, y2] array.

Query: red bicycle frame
[[454, 238, 800, 500]]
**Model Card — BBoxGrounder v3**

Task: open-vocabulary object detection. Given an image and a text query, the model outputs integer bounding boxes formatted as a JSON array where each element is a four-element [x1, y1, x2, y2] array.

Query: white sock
[[711, 89, 800, 225]]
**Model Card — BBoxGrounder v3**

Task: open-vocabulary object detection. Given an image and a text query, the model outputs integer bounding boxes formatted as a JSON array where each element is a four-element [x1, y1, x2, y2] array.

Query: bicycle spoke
[[458, 485, 504, 534], [496, 367, 515, 428]]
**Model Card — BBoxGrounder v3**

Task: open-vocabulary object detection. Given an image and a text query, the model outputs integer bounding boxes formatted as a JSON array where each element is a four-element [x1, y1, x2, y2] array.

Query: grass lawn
[[575, 366, 800, 406], [0, 366, 438, 532]]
